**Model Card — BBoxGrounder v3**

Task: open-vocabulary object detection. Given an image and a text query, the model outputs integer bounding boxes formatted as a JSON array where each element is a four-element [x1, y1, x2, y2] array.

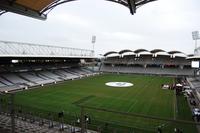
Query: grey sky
[[0, 0, 200, 56]]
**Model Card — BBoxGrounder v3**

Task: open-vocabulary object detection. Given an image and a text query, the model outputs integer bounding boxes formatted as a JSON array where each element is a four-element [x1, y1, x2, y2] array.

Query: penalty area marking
[[105, 82, 133, 88]]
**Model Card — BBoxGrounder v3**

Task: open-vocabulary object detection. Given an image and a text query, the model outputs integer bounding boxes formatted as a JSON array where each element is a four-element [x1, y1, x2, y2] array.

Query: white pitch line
[[127, 100, 138, 113]]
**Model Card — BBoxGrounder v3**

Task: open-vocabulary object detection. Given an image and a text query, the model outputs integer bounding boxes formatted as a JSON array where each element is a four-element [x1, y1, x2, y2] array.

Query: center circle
[[105, 82, 133, 87]]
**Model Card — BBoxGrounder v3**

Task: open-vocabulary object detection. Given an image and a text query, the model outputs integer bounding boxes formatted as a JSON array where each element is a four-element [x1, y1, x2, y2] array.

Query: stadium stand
[[1, 73, 34, 86], [19, 72, 55, 85], [0, 113, 97, 133], [0, 67, 97, 93], [0, 40, 96, 93], [0, 41, 98, 132], [100, 49, 194, 76], [101, 65, 194, 76], [0, 77, 13, 86]]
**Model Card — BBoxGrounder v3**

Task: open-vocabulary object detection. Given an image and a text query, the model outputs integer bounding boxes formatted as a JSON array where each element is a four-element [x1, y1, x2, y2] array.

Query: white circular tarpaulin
[[105, 82, 133, 87]]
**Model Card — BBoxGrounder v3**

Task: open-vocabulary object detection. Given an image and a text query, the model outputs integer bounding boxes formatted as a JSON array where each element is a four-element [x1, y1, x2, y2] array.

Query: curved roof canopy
[[187, 54, 194, 57], [104, 49, 190, 57], [150, 49, 166, 53], [168, 51, 183, 54], [104, 51, 118, 56], [118, 49, 134, 54], [0, 0, 157, 20], [134, 49, 148, 53], [187, 56, 200, 60], [138, 51, 152, 55]]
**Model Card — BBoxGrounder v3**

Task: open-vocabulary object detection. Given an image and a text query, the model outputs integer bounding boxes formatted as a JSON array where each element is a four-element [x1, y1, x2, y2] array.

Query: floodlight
[[192, 31, 199, 40]]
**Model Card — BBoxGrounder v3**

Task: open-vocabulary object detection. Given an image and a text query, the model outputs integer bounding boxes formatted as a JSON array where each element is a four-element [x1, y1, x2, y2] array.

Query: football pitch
[[14, 74, 197, 132]]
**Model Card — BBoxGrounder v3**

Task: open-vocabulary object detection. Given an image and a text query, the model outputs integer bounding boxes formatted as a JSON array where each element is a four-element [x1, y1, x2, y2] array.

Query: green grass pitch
[[14, 74, 196, 132]]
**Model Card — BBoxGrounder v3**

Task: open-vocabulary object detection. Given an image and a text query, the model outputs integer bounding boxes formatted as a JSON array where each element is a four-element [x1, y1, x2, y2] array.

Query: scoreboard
[[192, 61, 200, 68]]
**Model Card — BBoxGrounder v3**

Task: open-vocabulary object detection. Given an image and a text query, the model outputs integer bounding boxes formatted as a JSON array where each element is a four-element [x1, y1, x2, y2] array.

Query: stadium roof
[[187, 54, 194, 57], [0, 40, 94, 59], [104, 49, 191, 57], [168, 51, 183, 54], [118, 49, 133, 54], [103, 51, 118, 56], [187, 56, 200, 60], [134, 49, 148, 53], [138, 51, 152, 55], [150, 49, 166, 53], [0, 0, 157, 20]]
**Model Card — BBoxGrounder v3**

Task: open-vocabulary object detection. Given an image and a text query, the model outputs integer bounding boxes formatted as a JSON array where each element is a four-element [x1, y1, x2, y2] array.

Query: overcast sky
[[0, 0, 200, 56]]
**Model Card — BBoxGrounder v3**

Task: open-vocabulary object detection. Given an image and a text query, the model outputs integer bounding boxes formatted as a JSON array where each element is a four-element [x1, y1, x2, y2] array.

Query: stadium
[[0, 0, 200, 133]]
